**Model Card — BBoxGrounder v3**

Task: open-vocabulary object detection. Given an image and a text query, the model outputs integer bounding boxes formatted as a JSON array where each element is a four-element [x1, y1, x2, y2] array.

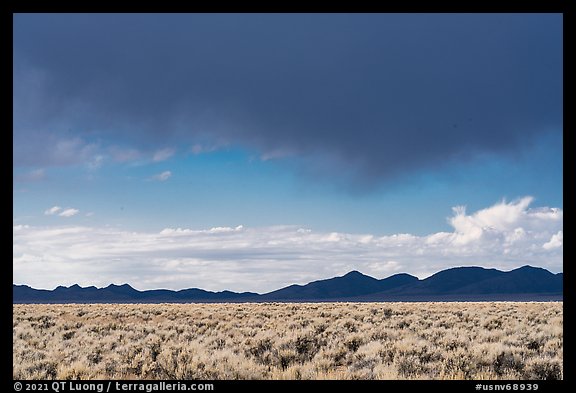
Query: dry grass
[[13, 302, 562, 380]]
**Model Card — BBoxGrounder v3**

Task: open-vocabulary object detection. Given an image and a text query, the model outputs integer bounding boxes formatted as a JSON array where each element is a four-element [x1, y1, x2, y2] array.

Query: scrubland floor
[[13, 302, 562, 380]]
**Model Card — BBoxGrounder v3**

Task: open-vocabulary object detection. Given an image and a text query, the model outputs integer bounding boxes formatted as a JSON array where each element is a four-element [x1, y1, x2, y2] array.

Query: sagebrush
[[13, 302, 562, 380]]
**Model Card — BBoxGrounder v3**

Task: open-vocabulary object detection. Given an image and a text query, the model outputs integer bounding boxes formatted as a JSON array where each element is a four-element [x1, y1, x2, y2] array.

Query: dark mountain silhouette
[[13, 284, 258, 303], [261, 271, 418, 300], [408, 265, 562, 295], [13, 265, 562, 303], [358, 265, 563, 301], [451, 266, 563, 294], [400, 267, 508, 294]]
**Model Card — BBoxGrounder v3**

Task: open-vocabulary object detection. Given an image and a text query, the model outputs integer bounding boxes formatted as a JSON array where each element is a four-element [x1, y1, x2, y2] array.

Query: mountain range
[[13, 265, 563, 303]]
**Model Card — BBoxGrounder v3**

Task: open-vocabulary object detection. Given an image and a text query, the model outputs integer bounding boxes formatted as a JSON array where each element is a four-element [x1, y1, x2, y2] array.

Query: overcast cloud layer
[[13, 13, 562, 185], [13, 198, 562, 293]]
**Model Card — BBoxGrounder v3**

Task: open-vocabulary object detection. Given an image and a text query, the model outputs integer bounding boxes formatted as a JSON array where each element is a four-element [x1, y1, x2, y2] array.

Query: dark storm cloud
[[13, 13, 562, 182]]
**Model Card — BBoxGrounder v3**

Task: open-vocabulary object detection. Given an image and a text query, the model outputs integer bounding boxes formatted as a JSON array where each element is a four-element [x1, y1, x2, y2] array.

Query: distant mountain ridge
[[13, 283, 258, 303], [261, 271, 418, 300], [13, 265, 563, 303]]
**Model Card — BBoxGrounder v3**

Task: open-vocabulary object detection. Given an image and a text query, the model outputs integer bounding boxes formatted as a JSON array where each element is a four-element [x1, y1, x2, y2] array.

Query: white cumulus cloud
[[152, 171, 172, 181], [59, 208, 79, 217], [543, 231, 563, 250], [44, 206, 62, 215], [44, 206, 81, 217]]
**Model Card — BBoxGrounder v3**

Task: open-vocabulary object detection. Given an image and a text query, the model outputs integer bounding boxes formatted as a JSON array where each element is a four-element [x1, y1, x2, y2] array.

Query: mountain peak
[[104, 283, 138, 295], [343, 270, 365, 277], [512, 265, 544, 272], [106, 283, 134, 289]]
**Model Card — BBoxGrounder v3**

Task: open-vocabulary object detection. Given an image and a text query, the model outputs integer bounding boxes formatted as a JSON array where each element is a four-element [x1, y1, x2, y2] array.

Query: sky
[[13, 13, 563, 293]]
